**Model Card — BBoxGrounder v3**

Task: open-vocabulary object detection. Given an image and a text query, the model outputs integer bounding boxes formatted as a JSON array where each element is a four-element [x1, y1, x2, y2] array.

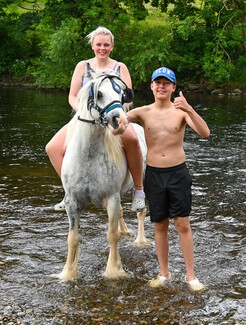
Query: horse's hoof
[[103, 270, 129, 279], [134, 238, 151, 246], [49, 272, 77, 282], [119, 229, 134, 237]]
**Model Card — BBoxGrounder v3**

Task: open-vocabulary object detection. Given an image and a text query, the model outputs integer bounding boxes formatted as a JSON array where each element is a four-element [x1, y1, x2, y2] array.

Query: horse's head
[[77, 72, 134, 130]]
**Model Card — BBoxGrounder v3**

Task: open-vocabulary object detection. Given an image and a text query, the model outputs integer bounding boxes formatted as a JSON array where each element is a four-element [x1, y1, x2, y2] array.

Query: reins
[[77, 116, 98, 124]]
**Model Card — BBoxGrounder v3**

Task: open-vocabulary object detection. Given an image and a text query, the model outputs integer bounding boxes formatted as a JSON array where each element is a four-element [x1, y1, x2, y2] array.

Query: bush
[[30, 17, 84, 88]]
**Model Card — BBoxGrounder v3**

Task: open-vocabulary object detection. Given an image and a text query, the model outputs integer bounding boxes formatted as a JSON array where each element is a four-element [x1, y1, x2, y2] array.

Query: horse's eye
[[98, 91, 102, 98]]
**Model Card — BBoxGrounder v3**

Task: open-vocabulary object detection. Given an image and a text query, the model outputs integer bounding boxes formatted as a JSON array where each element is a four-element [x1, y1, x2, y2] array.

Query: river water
[[0, 87, 245, 324]]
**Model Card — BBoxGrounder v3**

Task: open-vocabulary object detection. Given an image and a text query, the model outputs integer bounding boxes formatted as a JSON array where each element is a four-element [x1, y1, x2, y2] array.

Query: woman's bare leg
[[121, 123, 145, 211], [45, 124, 67, 177], [121, 123, 144, 190]]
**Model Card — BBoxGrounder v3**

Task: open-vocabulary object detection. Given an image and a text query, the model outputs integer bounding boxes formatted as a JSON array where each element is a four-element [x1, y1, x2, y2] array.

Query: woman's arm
[[118, 62, 132, 88], [68, 61, 86, 111], [118, 62, 133, 111]]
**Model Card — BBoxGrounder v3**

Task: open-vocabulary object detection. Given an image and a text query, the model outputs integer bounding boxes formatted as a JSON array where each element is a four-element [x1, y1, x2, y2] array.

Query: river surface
[[0, 87, 245, 324]]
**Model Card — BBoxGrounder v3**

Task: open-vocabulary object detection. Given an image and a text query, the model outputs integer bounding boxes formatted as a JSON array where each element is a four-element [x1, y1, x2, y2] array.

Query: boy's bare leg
[[155, 219, 170, 277], [148, 218, 171, 287], [174, 216, 205, 291], [174, 216, 196, 280]]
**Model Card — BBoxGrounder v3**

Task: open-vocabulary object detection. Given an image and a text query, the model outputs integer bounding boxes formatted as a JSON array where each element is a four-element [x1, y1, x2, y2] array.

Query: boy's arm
[[126, 106, 142, 123], [174, 91, 210, 139]]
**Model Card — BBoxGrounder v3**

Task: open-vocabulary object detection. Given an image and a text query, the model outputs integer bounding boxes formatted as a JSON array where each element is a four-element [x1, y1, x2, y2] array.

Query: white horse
[[53, 72, 149, 281]]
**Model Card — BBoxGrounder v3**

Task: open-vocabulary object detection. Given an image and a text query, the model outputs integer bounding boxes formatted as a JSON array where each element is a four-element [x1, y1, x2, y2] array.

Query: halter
[[78, 74, 133, 127]]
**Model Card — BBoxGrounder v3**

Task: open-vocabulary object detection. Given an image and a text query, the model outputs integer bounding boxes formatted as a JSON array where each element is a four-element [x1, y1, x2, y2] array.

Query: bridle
[[78, 74, 134, 127]]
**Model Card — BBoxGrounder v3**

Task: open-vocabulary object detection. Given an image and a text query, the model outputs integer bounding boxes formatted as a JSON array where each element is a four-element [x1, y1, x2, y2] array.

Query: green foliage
[[150, 0, 198, 18], [116, 23, 174, 87], [151, 0, 246, 84], [31, 17, 83, 87], [0, 0, 245, 87], [203, 42, 233, 82], [199, 0, 245, 83], [0, 1, 42, 76], [233, 55, 246, 83], [27, 0, 148, 87]]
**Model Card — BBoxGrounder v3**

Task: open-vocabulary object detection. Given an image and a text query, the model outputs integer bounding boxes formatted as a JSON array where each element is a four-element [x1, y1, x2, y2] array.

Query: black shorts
[[144, 163, 192, 222]]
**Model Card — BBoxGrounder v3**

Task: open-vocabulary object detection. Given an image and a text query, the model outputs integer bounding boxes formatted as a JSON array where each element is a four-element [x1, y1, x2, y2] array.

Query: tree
[[148, 0, 246, 83], [26, 0, 149, 87], [0, 0, 45, 76]]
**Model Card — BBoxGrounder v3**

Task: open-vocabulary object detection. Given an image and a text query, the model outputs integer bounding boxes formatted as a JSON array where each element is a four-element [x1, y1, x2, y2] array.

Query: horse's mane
[[66, 72, 125, 167]]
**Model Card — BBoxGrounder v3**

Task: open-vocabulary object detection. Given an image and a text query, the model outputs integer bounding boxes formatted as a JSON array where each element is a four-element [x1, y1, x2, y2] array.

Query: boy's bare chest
[[144, 110, 185, 135]]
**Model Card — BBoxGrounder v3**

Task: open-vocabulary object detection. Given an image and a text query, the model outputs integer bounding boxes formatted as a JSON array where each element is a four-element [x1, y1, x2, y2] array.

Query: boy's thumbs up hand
[[174, 90, 192, 113]]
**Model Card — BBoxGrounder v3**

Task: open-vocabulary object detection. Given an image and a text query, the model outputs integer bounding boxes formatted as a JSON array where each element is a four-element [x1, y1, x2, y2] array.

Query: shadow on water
[[0, 88, 245, 324]]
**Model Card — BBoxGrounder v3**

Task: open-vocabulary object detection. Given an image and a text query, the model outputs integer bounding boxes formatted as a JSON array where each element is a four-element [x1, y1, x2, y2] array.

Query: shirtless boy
[[126, 67, 210, 291]]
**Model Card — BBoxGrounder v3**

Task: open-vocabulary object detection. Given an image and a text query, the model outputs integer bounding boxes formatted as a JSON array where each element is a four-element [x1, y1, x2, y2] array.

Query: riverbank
[[182, 82, 246, 97], [0, 75, 245, 96]]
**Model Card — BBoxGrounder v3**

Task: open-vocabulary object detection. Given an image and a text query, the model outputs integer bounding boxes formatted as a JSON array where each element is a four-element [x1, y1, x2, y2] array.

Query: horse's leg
[[103, 198, 129, 278], [51, 210, 80, 281], [134, 208, 150, 246], [59, 228, 80, 281], [118, 205, 133, 236]]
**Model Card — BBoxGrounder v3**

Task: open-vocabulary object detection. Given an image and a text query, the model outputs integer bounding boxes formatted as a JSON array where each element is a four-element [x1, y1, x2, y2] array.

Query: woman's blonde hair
[[86, 26, 114, 45]]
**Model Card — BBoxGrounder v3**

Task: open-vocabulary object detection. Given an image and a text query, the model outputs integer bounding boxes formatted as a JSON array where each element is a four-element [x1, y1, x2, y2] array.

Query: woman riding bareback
[[45, 26, 145, 212]]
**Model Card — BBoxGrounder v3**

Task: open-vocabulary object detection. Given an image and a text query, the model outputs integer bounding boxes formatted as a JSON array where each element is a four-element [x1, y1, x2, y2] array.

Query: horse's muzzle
[[106, 108, 127, 130], [112, 114, 120, 129]]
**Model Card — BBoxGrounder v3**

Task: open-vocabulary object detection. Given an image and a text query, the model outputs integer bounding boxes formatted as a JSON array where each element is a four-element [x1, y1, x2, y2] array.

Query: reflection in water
[[0, 88, 245, 324]]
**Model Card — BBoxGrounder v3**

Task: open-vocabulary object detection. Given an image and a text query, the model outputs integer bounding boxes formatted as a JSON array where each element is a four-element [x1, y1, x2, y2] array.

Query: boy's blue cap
[[151, 67, 176, 84]]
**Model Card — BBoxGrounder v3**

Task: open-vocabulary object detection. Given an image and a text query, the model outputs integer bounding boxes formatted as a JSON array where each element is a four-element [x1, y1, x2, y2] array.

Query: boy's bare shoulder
[[127, 104, 152, 122], [134, 104, 153, 111]]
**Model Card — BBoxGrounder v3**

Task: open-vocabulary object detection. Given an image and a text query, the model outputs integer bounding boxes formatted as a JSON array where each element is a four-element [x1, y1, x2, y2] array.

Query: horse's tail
[[104, 128, 125, 167]]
